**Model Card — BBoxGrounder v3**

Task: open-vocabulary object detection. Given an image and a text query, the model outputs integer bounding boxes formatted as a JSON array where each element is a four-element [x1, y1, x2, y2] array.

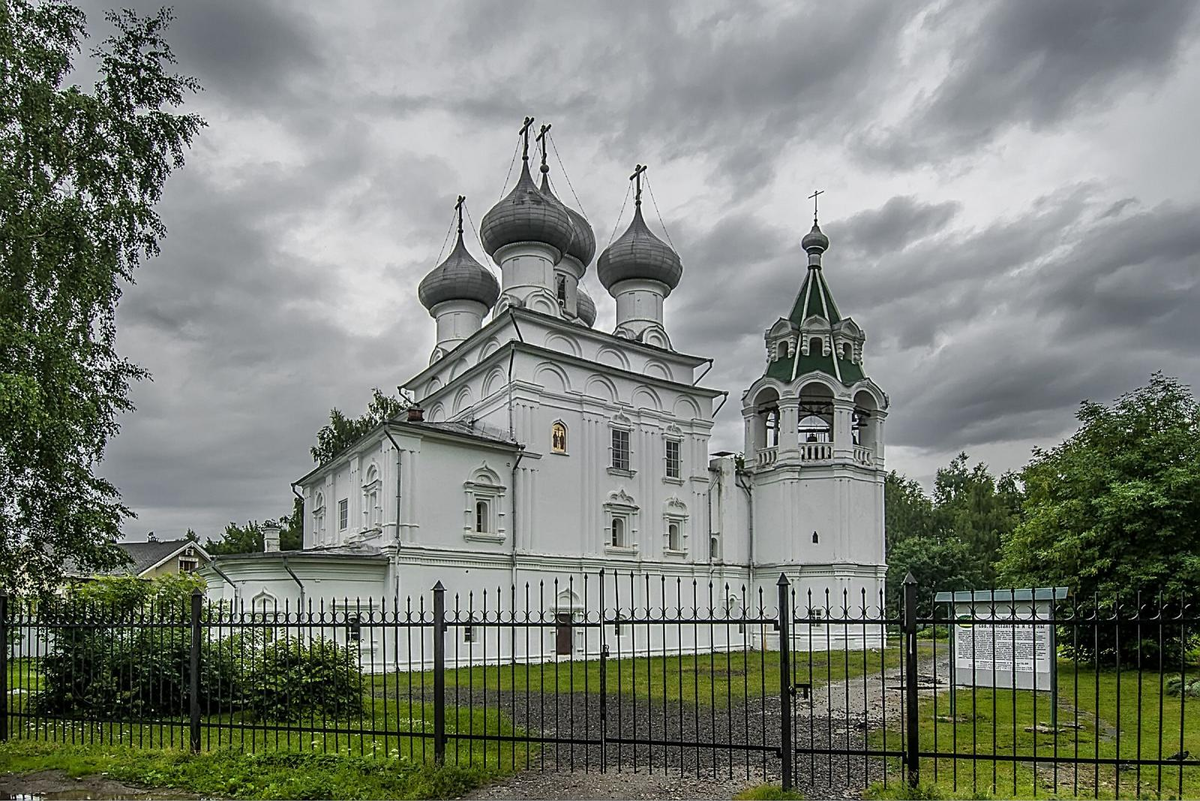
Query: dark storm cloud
[[668, 189, 1200, 456], [855, 0, 1200, 167], [838, 197, 961, 256], [92, 0, 1200, 536]]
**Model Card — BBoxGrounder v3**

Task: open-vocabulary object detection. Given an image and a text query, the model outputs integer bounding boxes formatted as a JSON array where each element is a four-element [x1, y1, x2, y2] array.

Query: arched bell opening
[[797, 382, 834, 460], [752, 387, 781, 456], [853, 389, 880, 464]]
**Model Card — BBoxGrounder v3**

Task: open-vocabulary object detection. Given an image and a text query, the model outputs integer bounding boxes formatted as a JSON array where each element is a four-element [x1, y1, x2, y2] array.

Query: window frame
[[337, 498, 349, 531], [664, 437, 682, 481], [610, 427, 631, 472], [551, 420, 568, 455]]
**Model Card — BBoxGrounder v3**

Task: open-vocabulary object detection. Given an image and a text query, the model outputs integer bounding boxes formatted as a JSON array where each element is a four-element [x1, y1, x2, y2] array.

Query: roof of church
[[788, 264, 842, 325], [763, 222, 868, 387]]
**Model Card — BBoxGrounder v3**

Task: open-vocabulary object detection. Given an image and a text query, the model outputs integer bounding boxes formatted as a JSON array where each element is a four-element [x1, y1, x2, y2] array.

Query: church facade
[[201, 126, 888, 665]]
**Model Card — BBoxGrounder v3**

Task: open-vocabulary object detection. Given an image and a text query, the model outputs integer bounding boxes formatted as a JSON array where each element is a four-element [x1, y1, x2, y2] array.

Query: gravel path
[[457, 648, 954, 799]]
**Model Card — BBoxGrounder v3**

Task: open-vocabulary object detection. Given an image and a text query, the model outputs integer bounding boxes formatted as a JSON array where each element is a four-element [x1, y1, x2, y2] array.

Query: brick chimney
[[406, 406, 424, 423], [262, 523, 281, 553]]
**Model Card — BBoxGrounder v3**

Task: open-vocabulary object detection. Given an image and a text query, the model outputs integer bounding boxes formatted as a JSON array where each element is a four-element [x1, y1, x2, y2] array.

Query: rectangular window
[[178, 558, 198, 573], [665, 439, 681, 479], [463, 625, 475, 643], [346, 614, 361, 642], [338, 499, 349, 530], [611, 429, 630, 471]]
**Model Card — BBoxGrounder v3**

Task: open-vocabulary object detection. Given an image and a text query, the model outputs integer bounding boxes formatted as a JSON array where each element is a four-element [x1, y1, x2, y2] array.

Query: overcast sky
[[78, 0, 1200, 542]]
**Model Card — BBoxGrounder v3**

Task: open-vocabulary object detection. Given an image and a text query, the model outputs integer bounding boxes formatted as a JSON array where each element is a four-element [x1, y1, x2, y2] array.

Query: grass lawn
[[870, 661, 1199, 799], [372, 645, 903, 708], [0, 739, 503, 800]]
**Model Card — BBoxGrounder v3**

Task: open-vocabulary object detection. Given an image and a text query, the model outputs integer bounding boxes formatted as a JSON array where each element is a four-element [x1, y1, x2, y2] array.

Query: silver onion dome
[[576, 285, 597, 327], [418, 230, 500, 311], [480, 161, 576, 259], [539, 172, 595, 266], [801, 221, 829, 253], [596, 204, 683, 292]]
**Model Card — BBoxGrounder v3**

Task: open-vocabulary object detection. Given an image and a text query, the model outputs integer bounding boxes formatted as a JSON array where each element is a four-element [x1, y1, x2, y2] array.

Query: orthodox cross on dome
[[455, 195, 465, 236], [630, 163, 647, 206], [808, 189, 824, 223], [536, 123, 552, 174], [519, 116, 535, 162]]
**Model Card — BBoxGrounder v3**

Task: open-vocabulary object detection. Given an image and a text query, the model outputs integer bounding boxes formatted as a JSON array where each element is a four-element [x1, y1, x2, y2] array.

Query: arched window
[[611, 516, 625, 547], [313, 493, 326, 541], [668, 522, 681, 551], [841, 342, 852, 360], [551, 421, 568, 454], [475, 499, 490, 534], [776, 341, 789, 360], [810, 337, 824, 356], [363, 465, 381, 528]]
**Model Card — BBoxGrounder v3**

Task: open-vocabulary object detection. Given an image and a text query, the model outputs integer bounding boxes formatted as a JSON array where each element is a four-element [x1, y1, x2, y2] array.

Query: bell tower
[[740, 202, 889, 619]]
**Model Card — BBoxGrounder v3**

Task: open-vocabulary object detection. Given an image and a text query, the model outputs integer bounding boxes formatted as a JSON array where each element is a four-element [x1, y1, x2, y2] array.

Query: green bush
[[243, 637, 364, 721], [31, 576, 364, 721], [1165, 674, 1200, 698]]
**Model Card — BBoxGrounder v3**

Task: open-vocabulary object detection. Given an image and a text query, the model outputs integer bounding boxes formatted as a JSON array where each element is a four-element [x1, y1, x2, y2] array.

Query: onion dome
[[480, 161, 576, 259], [576, 285, 597, 327], [802, 221, 829, 254], [540, 171, 595, 266], [597, 205, 683, 292], [418, 229, 500, 311]]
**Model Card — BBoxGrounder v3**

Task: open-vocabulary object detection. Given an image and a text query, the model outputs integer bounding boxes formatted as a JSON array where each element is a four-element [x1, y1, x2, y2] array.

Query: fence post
[[1, 593, 8, 743], [902, 572, 919, 789], [432, 581, 446, 765], [777, 574, 792, 792], [598, 569, 607, 774], [189, 589, 202, 753]]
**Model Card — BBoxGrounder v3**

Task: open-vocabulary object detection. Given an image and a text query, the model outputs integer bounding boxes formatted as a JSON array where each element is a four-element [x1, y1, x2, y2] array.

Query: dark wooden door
[[555, 613, 573, 655]]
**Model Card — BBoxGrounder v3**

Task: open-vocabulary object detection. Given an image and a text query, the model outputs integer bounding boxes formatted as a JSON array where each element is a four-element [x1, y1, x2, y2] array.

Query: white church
[[202, 121, 889, 664]]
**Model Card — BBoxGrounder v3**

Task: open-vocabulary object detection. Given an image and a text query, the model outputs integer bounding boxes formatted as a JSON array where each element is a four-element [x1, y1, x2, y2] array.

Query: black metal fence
[[1, 575, 1196, 798]]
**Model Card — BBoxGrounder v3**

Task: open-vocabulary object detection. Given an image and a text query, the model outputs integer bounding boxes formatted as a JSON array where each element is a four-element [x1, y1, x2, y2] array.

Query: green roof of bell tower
[[761, 220, 867, 387]]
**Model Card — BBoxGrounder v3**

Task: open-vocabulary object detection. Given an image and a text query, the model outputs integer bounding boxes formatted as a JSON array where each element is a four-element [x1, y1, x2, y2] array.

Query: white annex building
[[202, 123, 889, 665]]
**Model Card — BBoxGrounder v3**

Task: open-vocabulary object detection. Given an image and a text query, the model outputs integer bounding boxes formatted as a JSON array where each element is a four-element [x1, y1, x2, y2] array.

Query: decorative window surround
[[603, 488, 638, 553], [664, 496, 688, 556], [463, 462, 507, 542]]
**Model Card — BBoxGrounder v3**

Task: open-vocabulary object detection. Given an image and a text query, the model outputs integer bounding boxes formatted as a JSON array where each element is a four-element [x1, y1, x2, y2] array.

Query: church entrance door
[[555, 614, 573, 655]]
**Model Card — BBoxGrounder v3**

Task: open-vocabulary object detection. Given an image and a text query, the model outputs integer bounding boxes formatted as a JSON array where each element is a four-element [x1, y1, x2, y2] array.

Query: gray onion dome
[[802, 221, 829, 253], [540, 172, 595, 266], [597, 205, 683, 292], [480, 161, 576, 259], [418, 231, 500, 311], [576, 285, 597, 327]]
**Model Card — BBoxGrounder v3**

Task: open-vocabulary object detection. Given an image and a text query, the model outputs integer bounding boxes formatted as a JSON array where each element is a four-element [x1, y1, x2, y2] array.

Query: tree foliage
[[1001, 373, 1200, 605], [884, 458, 1023, 610], [310, 387, 407, 465], [205, 499, 303, 555], [0, 1, 203, 592]]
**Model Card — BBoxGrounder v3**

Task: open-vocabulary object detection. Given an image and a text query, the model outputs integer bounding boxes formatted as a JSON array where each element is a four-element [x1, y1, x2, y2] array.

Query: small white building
[[202, 129, 889, 666]]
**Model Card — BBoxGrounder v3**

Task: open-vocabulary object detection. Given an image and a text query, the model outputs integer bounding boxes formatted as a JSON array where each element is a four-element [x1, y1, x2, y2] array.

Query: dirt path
[[0, 769, 194, 800]]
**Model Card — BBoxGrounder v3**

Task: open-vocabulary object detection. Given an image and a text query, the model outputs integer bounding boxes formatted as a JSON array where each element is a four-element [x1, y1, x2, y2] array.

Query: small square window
[[338, 499, 349, 530], [611, 428, 630, 471], [178, 558, 198, 573], [665, 439, 681, 479], [463, 625, 475, 643]]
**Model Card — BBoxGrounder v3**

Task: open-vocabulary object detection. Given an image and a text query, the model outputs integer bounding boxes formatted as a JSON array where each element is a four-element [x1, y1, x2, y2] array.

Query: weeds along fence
[[1, 576, 1197, 798]]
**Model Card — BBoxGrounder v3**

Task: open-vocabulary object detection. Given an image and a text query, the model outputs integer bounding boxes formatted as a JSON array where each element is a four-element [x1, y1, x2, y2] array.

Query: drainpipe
[[509, 445, 525, 661], [736, 468, 755, 602], [383, 427, 406, 603], [207, 561, 239, 602], [281, 556, 305, 609]]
